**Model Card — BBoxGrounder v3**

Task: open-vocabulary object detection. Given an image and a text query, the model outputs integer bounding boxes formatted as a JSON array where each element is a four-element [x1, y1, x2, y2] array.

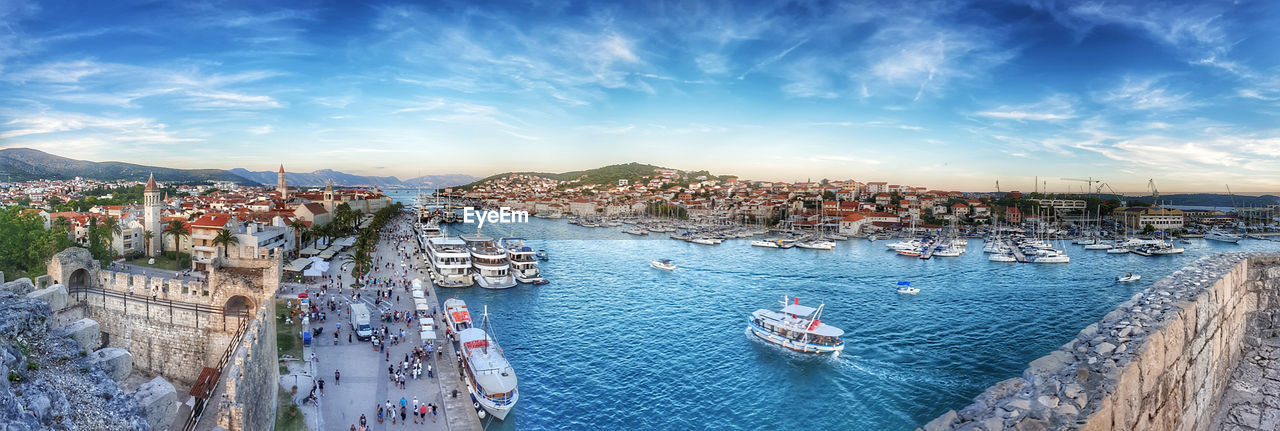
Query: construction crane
[[1148, 179, 1159, 203], [1060, 177, 1100, 199]]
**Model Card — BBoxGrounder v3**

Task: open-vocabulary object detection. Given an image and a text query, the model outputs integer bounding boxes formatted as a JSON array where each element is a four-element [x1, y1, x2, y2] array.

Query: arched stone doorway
[[68, 268, 90, 289], [224, 295, 253, 319]]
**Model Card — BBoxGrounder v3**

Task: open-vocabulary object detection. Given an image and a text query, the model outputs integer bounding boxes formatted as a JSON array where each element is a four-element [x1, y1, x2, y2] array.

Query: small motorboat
[[1107, 247, 1130, 254], [650, 259, 677, 271], [896, 281, 919, 295], [1117, 273, 1141, 283], [529, 277, 549, 285], [536, 249, 548, 261], [896, 249, 922, 257]]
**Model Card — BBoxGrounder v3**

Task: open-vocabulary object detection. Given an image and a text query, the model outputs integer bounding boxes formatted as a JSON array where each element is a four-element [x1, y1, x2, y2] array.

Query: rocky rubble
[[920, 252, 1278, 431], [0, 286, 150, 430]]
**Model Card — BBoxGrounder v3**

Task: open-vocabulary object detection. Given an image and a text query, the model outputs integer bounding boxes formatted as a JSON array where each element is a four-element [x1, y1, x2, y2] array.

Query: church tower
[[143, 173, 162, 257], [277, 164, 288, 200], [323, 179, 335, 212]]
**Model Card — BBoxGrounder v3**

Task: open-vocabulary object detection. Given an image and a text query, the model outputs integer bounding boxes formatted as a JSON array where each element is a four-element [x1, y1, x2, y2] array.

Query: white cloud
[[975, 94, 1076, 121], [1096, 77, 1193, 111]]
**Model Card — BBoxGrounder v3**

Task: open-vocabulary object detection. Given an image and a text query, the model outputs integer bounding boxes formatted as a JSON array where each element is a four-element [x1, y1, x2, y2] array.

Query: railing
[[65, 286, 223, 329], [181, 313, 250, 431]]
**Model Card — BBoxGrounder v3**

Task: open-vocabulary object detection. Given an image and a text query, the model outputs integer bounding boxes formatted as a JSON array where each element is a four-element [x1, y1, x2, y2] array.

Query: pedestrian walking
[[335, 369, 340, 385]]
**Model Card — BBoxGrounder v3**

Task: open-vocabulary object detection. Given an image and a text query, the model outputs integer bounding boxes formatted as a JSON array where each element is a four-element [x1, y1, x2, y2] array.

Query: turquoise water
[[389, 192, 1280, 430]]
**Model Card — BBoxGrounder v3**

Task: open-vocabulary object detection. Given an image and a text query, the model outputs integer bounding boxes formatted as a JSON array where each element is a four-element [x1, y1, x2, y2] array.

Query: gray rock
[[981, 417, 1004, 431], [1036, 395, 1059, 409], [53, 318, 100, 352], [1, 278, 35, 295], [25, 284, 68, 312], [131, 377, 178, 431], [90, 348, 132, 382], [1095, 342, 1116, 357], [1004, 398, 1031, 412]]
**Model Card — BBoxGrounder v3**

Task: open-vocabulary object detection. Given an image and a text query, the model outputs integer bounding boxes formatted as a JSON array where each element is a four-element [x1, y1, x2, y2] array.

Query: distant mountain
[[227, 168, 478, 189], [0, 147, 254, 184]]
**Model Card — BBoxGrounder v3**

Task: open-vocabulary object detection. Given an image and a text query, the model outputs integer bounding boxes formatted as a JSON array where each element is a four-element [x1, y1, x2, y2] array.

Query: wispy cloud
[[1095, 76, 1194, 111], [975, 94, 1076, 121]]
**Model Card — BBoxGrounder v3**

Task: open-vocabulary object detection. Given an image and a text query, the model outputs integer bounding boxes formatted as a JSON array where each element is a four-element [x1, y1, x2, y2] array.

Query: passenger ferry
[[427, 237, 474, 287], [457, 305, 518, 421], [500, 237, 544, 284], [747, 296, 845, 355], [460, 234, 517, 289], [421, 220, 444, 239]]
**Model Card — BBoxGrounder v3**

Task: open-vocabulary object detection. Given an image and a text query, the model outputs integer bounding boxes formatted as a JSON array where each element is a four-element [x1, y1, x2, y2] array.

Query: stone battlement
[[96, 270, 213, 304], [921, 253, 1280, 431]]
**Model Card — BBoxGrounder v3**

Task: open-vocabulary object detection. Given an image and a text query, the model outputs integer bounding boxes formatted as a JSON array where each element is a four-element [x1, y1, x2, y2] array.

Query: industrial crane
[[1148, 179, 1159, 203], [1060, 177, 1101, 199]]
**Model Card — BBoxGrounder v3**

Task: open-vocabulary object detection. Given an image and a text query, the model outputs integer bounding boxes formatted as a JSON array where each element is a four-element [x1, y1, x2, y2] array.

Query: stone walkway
[[1212, 315, 1280, 430], [282, 213, 481, 431]]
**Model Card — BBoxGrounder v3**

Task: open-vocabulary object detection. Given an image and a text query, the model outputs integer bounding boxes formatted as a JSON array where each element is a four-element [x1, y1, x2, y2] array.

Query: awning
[[284, 258, 313, 272], [299, 246, 320, 256]]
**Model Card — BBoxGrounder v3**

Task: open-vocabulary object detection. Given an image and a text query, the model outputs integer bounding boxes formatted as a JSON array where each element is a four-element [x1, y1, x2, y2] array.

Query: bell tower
[[143, 173, 162, 257], [277, 164, 288, 199]]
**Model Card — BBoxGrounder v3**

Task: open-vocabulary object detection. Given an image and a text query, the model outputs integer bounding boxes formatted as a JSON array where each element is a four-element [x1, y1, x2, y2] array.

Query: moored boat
[[457, 305, 518, 421]]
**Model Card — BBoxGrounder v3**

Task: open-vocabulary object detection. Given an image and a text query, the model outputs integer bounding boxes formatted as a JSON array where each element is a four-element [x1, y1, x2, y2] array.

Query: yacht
[[622, 226, 648, 235], [747, 296, 845, 356], [690, 236, 720, 245], [796, 240, 836, 250], [421, 220, 444, 240], [535, 249, 548, 261], [1107, 247, 1130, 254], [988, 252, 1016, 262], [427, 237, 474, 287], [751, 239, 796, 249], [443, 298, 473, 332], [1205, 230, 1242, 243], [885, 239, 922, 251], [1031, 249, 1070, 263], [500, 238, 544, 284], [650, 259, 677, 271], [457, 305, 518, 421], [931, 244, 963, 257], [1084, 241, 1114, 250], [1117, 273, 1141, 282], [460, 234, 517, 289]]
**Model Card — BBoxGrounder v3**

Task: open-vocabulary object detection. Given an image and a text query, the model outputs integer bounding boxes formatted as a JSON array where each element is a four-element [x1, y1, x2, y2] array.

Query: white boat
[[1205, 230, 1242, 243], [931, 244, 963, 257], [796, 240, 835, 250], [427, 237, 474, 287], [751, 239, 779, 248], [896, 282, 919, 295], [1107, 247, 1130, 254], [747, 296, 845, 355], [457, 305, 518, 421], [885, 239, 922, 251], [1117, 273, 1141, 282], [1084, 242, 1114, 250], [988, 253, 1016, 262], [650, 259, 676, 271], [500, 238, 542, 284], [443, 298, 473, 333], [1032, 250, 1070, 263], [622, 226, 648, 235], [896, 248, 922, 257], [752, 239, 795, 249], [690, 237, 719, 245], [460, 234, 517, 289], [535, 249, 548, 261], [421, 220, 444, 239]]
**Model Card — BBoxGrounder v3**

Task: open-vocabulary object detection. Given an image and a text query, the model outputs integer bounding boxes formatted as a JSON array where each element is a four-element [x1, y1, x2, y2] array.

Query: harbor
[[391, 191, 1280, 430]]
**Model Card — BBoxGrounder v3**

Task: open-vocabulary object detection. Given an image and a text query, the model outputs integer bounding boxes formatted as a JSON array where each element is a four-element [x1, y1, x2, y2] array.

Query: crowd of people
[[282, 211, 457, 431]]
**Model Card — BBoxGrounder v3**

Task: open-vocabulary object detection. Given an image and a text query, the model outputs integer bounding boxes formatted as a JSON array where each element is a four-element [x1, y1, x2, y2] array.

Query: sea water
[[389, 192, 1280, 430]]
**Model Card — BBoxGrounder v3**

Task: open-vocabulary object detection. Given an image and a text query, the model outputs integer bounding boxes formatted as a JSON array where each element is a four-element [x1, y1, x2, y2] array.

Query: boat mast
[[482, 305, 491, 355]]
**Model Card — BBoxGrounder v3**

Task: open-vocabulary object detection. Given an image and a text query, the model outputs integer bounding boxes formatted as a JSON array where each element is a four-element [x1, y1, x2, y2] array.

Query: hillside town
[[443, 167, 1266, 236], [0, 166, 392, 272]]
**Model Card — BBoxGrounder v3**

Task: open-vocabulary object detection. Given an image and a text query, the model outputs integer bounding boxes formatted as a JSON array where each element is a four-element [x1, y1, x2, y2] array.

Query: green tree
[[212, 228, 240, 259], [0, 207, 74, 279], [288, 220, 309, 256], [163, 220, 190, 269], [143, 230, 154, 256], [1143, 223, 1156, 235]]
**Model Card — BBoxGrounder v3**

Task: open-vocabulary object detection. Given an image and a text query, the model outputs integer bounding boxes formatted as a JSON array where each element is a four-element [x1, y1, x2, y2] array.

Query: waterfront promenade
[[280, 212, 481, 431]]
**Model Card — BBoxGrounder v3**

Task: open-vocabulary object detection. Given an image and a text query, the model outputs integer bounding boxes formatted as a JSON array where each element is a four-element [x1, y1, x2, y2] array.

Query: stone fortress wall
[[922, 253, 1280, 431], [37, 247, 283, 431]]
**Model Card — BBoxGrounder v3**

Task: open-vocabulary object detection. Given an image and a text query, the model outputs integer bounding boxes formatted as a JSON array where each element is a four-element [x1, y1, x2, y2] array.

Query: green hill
[[459, 162, 670, 190], [1, 148, 254, 184]]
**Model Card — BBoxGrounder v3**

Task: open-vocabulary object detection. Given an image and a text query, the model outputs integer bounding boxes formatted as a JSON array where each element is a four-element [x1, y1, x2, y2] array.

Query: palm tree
[[143, 230, 154, 257], [212, 228, 240, 259], [162, 220, 190, 270], [341, 251, 371, 289], [288, 220, 308, 257]]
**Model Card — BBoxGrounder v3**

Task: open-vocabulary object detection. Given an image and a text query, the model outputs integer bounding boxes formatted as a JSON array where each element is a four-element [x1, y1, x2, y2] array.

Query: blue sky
[[1, 0, 1278, 192]]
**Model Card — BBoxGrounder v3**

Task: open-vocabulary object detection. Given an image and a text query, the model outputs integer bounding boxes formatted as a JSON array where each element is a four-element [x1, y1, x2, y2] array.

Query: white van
[[349, 303, 372, 340]]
